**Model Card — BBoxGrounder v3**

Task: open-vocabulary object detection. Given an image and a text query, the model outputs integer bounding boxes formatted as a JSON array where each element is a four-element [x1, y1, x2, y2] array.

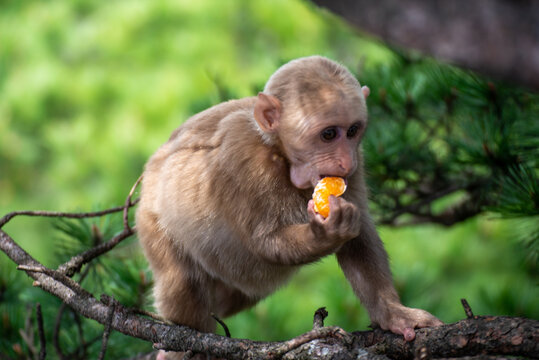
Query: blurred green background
[[1, 0, 537, 358]]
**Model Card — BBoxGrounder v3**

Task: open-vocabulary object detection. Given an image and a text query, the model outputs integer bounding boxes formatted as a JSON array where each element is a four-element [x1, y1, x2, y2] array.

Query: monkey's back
[[136, 98, 308, 297]]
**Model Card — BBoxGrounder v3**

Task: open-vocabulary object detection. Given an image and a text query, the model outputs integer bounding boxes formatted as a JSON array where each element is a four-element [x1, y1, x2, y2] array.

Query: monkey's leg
[[153, 260, 215, 331], [137, 209, 215, 331], [152, 258, 217, 360], [213, 279, 261, 318], [137, 211, 216, 359]]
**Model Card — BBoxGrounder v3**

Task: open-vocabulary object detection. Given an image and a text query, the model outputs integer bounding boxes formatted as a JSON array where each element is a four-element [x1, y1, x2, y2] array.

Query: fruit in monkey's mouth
[[312, 177, 346, 218]]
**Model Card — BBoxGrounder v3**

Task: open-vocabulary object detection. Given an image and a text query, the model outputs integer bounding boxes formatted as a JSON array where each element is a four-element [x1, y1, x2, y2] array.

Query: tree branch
[[0, 202, 138, 229], [36, 303, 46, 360], [310, 0, 539, 90], [378, 179, 489, 227], [354, 316, 538, 360], [98, 297, 116, 360]]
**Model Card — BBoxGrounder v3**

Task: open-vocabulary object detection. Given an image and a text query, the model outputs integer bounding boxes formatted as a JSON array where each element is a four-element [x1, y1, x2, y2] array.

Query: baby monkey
[[136, 56, 442, 359]]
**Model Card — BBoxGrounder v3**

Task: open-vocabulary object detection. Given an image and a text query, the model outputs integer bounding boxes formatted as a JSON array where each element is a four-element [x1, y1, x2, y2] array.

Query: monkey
[[136, 56, 442, 359]]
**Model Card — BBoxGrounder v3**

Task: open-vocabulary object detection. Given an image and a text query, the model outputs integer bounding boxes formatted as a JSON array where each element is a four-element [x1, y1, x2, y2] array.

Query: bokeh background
[[1, 0, 537, 358]]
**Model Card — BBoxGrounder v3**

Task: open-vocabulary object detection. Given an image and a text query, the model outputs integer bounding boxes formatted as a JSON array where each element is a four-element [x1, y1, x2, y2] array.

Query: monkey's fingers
[[414, 309, 444, 328], [326, 196, 361, 239], [390, 309, 443, 342], [307, 200, 326, 222], [388, 324, 416, 342], [403, 327, 416, 341], [326, 195, 343, 222]]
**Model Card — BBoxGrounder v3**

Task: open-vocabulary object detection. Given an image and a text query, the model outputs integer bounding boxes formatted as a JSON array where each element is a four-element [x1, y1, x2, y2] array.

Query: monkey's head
[[254, 56, 370, 190]]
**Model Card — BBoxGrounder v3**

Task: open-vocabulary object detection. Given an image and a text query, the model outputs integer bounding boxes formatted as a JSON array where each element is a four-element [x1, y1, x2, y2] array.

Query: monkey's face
[[281, 98, 368, 190], [254, 84, 370, 191]]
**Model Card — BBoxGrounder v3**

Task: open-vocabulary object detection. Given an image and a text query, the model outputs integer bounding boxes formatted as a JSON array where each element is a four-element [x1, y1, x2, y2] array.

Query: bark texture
[[353, 316, 538, 359], [310, 0, 539, 90]]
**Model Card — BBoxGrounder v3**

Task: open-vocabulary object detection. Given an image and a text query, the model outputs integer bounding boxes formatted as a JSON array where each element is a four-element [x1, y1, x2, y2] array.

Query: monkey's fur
[[136, 56, 441, 359]]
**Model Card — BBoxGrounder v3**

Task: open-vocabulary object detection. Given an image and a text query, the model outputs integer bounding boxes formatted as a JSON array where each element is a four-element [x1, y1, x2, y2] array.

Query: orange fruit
[[312, 177, 346, 218]]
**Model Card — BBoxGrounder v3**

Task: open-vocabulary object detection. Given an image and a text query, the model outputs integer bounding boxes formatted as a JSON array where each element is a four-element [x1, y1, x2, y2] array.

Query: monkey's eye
[[320, 127, 338, 142], [347, 123, 361, 138]]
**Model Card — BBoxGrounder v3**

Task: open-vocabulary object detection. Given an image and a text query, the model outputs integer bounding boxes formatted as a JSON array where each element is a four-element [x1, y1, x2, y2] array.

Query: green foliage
[[495, 165, 539, 217], [0, 0, 537, 359], [358, 57, 539, 269]]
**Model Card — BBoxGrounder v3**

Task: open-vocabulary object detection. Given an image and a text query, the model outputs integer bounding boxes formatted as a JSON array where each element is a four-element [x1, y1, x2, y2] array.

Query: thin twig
[[72, 308, 87, 359], [57, 227, 136, 277], [313, 307, 328, 329], [53, 303, 68, 360], [461, 298, 475, 319], [98, 302, 116, 360], [212, 313, 231, 338], [19, 305, 37, 360], [36, 304, 46, 360], [124, 175, 143, 230], [0, 204, 137, 229]]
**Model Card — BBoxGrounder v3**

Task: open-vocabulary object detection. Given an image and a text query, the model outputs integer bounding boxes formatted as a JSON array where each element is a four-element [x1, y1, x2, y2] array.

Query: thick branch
[[310, 0, 539, 90], [354, 316, 538, 360]]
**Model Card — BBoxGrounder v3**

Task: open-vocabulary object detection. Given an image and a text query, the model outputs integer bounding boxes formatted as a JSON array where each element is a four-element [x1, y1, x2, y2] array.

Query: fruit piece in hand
[[312, 177, 346, 218]]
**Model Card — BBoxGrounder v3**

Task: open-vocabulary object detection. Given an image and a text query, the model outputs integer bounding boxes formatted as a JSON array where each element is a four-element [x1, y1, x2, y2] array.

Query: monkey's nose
[[337, 160, 354, 177]]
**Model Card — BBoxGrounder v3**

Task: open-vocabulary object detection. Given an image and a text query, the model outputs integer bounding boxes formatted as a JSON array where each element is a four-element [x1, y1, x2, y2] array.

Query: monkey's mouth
[[318, 175, 348, 186]]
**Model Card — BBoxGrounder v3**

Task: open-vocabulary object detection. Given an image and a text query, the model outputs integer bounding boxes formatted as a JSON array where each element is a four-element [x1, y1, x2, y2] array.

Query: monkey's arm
[[249, 225, 340, 266], [336, 212, 443, 341], [248, 197, 359, 266]]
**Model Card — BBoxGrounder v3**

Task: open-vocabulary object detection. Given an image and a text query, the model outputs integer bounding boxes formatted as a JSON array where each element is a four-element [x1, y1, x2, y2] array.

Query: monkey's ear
[[361, 86, 370, 98], [254, 92, 281, 133]]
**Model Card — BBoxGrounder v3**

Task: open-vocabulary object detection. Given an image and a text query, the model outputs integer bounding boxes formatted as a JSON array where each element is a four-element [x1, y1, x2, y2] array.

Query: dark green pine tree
[[359, 52, 539, 262]]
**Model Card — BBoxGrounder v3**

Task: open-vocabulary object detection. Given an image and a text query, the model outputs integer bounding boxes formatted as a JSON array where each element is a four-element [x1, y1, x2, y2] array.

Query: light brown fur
[[137, 56, 441, 359]]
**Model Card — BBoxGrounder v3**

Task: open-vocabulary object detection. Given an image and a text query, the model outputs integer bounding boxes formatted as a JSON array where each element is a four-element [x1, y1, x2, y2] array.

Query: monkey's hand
[[307, 195, 361, 247], [375, 302, 443, 341]]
